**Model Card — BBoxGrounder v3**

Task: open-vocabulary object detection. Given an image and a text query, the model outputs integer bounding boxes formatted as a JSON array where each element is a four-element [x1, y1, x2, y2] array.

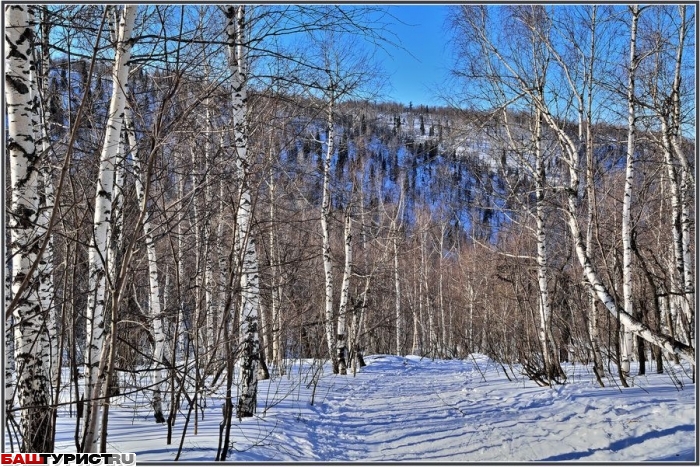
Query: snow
[[50, 355, 695, 462]]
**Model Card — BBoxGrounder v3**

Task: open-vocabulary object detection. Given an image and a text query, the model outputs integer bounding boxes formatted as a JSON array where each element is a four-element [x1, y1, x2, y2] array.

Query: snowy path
[[50, 354, 695, 462], [278, 355, 695, 462], [305, 356, 486, 461]]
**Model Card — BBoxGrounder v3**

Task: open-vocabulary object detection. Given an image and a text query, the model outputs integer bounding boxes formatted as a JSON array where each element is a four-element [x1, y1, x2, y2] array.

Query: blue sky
[[378, 5, 453, 106]]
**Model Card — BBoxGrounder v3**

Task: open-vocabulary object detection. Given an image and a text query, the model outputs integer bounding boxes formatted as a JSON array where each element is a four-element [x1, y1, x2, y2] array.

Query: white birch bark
[[103, 126, 125, 408], [336, 209, 353, 375], [189, 146, 204, 358], [6, 4, 53, 452], [438, 224, 446, 357], [268, 166, 284, 373], [203, 102, 216, 355], [390, 174, 405, 357], [321, 91, 337, 371], [665, 5, 694, 185], [83, 5, 136, 452], [217, 159, 229, 359], [456, 6, 694, 368], [226, 5, 260, 417], [497, 63, 699, 368], [533, 107, 558, 384], [268, 163, 284, 375], [349, 297, 360, 375], [176, 172, 187, 357], [620, 5, 640, 376], [659, 119, 687, 338], [393, 235, 402, 356], [666, 5, 694, 348], [679, 170, 693, 348], [422, 230, 436, 358]]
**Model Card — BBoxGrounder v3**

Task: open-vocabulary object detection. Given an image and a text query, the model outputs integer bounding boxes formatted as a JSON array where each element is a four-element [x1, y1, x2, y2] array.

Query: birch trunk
[[107, 130, 125, 307], [351, 277, 371, 375], [393, 236, 402, 356], [6, 4, 54, 452], [336, 209, 353, 375], [266, 154, 286, 373], [83, 5, 136, 452], [619, 5, 640, 376], [438, 224, 446, 357], [467, 278, 474, 351], [422, 231, 436, 358], [176, 167, 187, 357], [226, 5, 260, 418], [217, 165, 230, 360], [533, 107, 561, 385], [660, 119, 688, 341], [268, 167, 284, 374], [321, 91, 338, 372], [666, 4, 694, 350], [190, 146, 204, 360], [204, 102, 216, 356], [390, 169, 405, 357], [679, 170, 693, 349]]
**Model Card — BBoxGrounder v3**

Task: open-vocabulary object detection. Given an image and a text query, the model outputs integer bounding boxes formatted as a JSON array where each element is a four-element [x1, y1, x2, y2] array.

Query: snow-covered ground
[[51, 355, 695, 462]]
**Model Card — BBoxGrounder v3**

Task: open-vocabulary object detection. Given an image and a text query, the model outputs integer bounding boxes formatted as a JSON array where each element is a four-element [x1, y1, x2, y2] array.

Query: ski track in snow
[[48, 355, 695, 462]]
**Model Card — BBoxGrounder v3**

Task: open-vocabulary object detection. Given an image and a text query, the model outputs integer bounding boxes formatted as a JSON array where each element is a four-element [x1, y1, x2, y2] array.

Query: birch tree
[[5, 4, 53, 453], [391, 184, 406, 356], [451, 4, 695, 367], [224, 5, 260, 418], [336, 207, 353, 374], [532, 105, 564, 385], [620, 4, 640, 376], [82, 4, 136, 452], [308, 28, 383, 373], [643, 5, 695, 353], [548, 10, 694, 366], [320, 76, 338, 372], [451, 5, 565, 382]]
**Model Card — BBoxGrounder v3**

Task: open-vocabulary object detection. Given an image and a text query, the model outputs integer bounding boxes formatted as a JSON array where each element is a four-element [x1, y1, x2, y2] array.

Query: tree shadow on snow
[[538, 424, 695, 462]]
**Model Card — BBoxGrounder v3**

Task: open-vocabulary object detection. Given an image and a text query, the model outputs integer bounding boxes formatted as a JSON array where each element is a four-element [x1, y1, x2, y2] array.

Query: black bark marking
[[6, 74, 30, 95]]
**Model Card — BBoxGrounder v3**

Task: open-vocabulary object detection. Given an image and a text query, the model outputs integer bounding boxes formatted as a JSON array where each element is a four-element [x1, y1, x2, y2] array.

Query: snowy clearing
[[50, 355, 696, 462]]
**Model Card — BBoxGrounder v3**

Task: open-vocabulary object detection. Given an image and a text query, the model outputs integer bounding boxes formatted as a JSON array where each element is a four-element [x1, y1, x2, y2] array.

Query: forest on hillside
[[4, 4, 695, 456]]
